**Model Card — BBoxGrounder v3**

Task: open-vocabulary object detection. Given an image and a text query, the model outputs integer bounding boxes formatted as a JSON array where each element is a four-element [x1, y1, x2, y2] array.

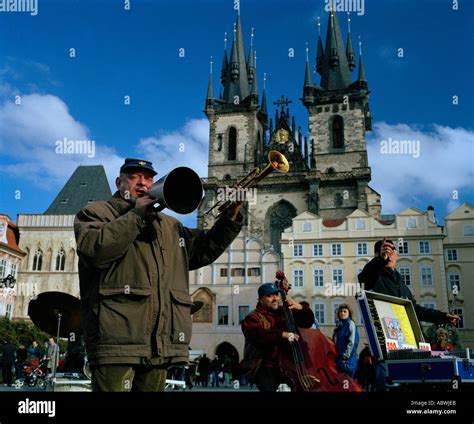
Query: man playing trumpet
[[74, 158, 243, 392]]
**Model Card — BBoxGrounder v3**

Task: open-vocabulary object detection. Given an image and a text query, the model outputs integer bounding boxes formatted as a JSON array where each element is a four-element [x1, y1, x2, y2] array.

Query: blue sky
[[0, 0, 473, 227]]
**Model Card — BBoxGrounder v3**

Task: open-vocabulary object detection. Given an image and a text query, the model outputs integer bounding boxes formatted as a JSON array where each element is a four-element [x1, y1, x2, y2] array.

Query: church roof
[[44, 165, 112, 215]]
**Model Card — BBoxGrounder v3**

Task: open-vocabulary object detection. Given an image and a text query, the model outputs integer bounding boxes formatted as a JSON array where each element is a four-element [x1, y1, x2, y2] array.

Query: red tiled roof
[[0, 214, 24, 254], [322, 219, 345, 228]]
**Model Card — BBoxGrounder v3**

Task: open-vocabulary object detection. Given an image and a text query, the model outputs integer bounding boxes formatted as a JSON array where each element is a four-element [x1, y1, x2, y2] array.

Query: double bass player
[[241, 282, 315, 392]]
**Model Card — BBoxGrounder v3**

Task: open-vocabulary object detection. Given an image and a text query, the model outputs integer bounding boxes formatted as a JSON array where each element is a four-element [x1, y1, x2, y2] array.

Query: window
[[220, 268, 228, 277], [302, 222, 312, 232], [331, 243, 342, 256], [356, 242, 368, 256], [5, 303, 12, 319], [420, 267, 433, 286], [10, 263, 17, 278], [331, 268, 343, 286], [55, 248, 66, 271], [228, 127, 237, 160], [446, 249, 458, 261], [335, 193, 343, 208], [406, 218, 417, 229], [238, 306, 250, 324], [419, 241, 431, 254], [217, 306, 229, 325], [293, 244, 303, 257], [421, 303, 435, 310], [332, 303, 342, 324], [398, 241, 409, 255], [314, 303, 325, 325], [355, 219, 366, 230], [448, 274, 461, 293], [231, 268, 244, 277], [331, 115, 344, 149], [464, 225, 474, 236], [453, 308, 464, 328], [399, 267, 411, 286], [293, 269, 304, 288], [313, 244, 323, 257], [32, 248, 43, 271], [0, 260, 7, 278], [247, 267, 261, 277], [313, 269, 324, 287]]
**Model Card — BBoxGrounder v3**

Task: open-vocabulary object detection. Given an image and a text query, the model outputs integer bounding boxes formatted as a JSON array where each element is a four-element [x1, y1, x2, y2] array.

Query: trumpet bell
[[268, 150, 290, 173]]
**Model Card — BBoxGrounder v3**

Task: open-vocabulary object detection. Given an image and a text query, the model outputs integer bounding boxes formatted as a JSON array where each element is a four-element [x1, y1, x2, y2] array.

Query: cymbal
[[28, 291, 82, 338], [190, 301, 203, 315]]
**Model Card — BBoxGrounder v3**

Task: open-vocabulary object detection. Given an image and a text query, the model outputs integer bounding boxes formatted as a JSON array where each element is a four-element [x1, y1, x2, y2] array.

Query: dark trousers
[[254, 365, 285, 392], [2, 363, 14, 386], [91, 364, 167, 392]]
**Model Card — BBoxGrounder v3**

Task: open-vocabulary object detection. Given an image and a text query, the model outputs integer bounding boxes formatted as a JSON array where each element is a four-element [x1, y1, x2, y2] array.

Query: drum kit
[[28, 292, 91, 391]]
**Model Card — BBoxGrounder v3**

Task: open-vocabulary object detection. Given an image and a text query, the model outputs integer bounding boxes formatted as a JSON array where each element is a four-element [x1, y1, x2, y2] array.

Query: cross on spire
[[273, 95, 292, 112]]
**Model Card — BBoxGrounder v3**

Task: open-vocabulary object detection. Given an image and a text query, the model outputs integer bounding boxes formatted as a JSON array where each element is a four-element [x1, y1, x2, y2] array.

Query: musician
[[241, 282, 315, 392], [75, 158, 243, 392], [358, 238, 460, 390]]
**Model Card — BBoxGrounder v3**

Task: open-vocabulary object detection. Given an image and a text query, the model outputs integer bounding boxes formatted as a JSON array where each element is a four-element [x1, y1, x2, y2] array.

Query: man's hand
[[134, 195, 156, 218], [380, 237, 395, 261], [446, 313, 461, 326], [226, 201, 243, 221], [286, 298, 302, 310], [282, 332, 300, 343]]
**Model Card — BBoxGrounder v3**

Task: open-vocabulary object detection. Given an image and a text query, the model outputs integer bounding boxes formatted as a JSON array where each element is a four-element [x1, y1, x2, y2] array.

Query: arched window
[[335, 193, 343, 207], [217, 134, 223, 151], [228, 127, 237, 160], [32, 248, 43, 271], [55, 248, 66, 271], [331, 115, 344, 149]]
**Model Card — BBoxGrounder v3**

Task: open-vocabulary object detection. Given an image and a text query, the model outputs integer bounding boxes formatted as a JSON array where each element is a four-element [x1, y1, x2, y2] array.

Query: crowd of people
[[0, 338, 61, 386]]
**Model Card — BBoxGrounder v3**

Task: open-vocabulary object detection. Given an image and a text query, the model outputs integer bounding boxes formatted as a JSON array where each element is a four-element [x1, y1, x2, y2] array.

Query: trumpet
[[205, 150, 289, 218]]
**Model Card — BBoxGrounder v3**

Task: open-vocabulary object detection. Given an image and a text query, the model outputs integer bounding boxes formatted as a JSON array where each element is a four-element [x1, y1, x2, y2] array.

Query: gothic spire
[[320, 10, 352, 90], [261, 72, 268, 115], [206, 57, 214, 109], [316, 16, 324, 75], [358, 37, 366, 82], [304, 43, 313, 88], [223, 13, 250, 104], [220, 32, 228, 99], [346, 14, 355, 71]]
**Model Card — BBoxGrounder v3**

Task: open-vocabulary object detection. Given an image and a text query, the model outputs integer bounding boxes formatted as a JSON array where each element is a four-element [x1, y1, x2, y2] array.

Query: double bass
[[275, 271, 362, 392]]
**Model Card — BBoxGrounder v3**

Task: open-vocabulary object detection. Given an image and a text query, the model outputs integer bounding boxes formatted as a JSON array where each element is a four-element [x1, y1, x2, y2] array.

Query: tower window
[[331, 115, 344, 149], [217, 134, 223, 151], [228, 127, 237, 160]]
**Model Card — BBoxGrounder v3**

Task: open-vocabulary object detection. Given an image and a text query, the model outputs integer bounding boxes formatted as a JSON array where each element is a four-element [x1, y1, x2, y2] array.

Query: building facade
[[0, 215, 26, 318], [443, 202, 474, 346], [188, 229, 280, 360], [12, 165, 111, 321]]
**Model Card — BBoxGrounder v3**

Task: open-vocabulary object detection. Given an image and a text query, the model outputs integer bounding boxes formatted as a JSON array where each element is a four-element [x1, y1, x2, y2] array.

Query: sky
[[0, 0, 473, 227]]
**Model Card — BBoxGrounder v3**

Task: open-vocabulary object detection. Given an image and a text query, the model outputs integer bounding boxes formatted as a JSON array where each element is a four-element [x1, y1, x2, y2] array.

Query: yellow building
[[281, 207, 452, 347], [443, 202, 474, 346]]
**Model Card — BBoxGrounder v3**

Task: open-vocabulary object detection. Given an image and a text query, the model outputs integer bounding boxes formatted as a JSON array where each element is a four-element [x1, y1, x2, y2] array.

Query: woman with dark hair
[[333, 304, 359, 378]]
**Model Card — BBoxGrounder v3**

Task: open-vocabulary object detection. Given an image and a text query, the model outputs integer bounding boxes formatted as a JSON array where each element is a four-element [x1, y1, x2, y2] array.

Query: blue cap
[[258, 283, 281, 297], [120, 158, 157, 176]]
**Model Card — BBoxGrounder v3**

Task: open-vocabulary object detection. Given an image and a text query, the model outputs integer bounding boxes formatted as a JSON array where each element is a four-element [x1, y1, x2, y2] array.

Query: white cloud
[[0, 93, 123, 190], [367, 122, 474, 214], [137, 118, 209, 178], [137, 118, 210, 225]]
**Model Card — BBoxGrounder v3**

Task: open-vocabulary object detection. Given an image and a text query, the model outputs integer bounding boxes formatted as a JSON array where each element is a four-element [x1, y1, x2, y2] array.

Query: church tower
[[302, 12, 380, 219]]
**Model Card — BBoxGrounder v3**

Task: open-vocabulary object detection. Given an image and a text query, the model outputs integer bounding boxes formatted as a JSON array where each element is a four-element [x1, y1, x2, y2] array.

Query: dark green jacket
[[74, 192, 241, 366]]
